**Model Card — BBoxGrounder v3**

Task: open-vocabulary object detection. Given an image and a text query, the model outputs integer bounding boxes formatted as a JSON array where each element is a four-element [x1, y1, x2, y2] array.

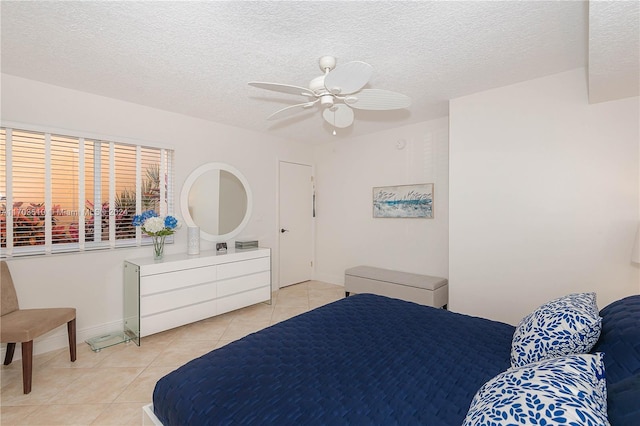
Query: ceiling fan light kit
[[249, 56, 411, 133]]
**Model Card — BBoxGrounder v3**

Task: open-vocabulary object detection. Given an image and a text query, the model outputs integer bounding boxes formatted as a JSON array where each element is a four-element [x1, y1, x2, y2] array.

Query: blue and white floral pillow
[[463, 353, 610, 426], [511, 292, 601, 368]]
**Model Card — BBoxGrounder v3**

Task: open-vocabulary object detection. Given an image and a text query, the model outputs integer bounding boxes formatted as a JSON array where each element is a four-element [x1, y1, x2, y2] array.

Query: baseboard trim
[[0, 319, 124, 362], [313, 272, 344, 286]]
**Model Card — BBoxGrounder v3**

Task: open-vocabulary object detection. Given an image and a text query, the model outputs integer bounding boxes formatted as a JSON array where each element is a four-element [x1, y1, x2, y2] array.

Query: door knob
[[280, 228, 289, 233]]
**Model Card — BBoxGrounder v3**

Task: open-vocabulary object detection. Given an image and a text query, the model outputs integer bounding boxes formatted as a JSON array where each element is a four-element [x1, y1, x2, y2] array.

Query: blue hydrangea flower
[[132, 215, 143, 226], [164, 216, 178, 229], [141, 210, 158, 221], [132, 210, 179, 236]]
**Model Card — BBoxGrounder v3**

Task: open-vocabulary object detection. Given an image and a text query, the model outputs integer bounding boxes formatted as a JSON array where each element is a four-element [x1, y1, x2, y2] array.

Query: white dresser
[[124, 248, 271, 343]]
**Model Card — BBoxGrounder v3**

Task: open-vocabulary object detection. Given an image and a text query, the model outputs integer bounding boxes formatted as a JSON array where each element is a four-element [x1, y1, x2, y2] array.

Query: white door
[[279, 161, 313, 287]]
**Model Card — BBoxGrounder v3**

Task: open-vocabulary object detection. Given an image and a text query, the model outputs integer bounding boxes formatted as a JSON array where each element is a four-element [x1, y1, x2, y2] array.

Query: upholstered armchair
[[0, 261, 76, 394]]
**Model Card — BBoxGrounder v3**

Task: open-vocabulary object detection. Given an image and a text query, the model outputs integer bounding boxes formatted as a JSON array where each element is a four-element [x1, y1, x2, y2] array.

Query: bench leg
[[345, 291, 350, 297]]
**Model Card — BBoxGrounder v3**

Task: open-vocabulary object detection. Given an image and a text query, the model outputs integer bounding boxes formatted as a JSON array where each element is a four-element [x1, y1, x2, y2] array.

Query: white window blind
[[0, 127, 175, 257]]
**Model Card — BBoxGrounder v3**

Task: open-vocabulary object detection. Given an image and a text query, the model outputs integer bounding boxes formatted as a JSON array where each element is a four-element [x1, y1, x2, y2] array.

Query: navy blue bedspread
[[153, 294, 515, 425]]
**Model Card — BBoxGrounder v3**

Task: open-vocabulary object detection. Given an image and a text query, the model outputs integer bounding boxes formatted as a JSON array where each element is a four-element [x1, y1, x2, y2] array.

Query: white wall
[[4, 66, 638, 357], [1, 74, 313, 356], [313, 118, 449, 284], [449, 68, 640, 325]]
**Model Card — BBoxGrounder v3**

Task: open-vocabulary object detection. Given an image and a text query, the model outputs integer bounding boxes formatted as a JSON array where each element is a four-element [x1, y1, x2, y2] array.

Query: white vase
[[187, 226, 200, 255]]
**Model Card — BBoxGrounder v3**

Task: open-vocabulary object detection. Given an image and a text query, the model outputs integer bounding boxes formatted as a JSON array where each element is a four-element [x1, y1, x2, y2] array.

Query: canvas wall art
[[373, 183, 434, 218]]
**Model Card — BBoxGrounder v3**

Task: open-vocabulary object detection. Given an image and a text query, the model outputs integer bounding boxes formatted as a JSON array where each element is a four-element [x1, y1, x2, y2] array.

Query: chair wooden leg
[[67, 318, 77, 362], [21, 341, 33, 394], [3, 343, 16, 365]]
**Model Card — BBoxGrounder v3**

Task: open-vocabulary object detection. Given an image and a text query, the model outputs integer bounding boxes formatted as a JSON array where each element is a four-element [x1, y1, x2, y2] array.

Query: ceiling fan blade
[[322, 104, 354, 128], [323, 61, 373, 95], [344, 89, 411, 110], [267, 100, 318, 120], [249, 82, 315, 97]]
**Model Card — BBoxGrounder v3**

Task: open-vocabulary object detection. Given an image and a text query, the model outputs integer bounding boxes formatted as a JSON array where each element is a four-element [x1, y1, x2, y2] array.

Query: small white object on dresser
[[124, 248, 271, 343], [187, 226, 200, 255]]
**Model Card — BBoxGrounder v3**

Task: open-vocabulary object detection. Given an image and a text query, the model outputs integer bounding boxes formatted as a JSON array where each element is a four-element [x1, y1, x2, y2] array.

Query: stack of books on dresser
[[235, 240, 258, 249]]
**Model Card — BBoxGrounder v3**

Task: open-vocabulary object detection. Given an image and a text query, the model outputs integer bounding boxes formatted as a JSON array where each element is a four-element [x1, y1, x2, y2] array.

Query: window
[[0, 127, 174, 257]]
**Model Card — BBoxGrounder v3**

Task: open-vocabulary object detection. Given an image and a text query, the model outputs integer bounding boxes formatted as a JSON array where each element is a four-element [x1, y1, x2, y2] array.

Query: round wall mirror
[[180, 162, 253, 242]]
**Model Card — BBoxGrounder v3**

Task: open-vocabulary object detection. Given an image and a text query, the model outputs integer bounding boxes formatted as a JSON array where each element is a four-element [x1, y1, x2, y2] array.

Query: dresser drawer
[[217, 270, 270, 298], [140, 265, 217, 296], [141, 298, 217, 337], [217, 256, 269, 280], [217, 286, 270, 315], [141, 281, 217, 315]]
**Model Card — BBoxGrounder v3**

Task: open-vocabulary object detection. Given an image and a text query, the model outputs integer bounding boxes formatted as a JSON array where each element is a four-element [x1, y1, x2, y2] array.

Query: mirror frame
[[180, 162, 253, 243]]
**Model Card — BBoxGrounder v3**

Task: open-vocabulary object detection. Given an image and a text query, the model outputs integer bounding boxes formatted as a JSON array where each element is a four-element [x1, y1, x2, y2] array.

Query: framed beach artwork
[[372, 183, 434, 218]]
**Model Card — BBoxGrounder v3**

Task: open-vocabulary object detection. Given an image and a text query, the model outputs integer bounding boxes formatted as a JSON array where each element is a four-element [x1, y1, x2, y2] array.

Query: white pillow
[[511, 292, 601, 368], [463, 353, 610, 426]]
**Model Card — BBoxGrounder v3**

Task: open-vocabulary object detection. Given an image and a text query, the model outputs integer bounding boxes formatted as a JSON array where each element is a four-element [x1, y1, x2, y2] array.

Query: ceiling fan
[[249, 56, 411, 133]]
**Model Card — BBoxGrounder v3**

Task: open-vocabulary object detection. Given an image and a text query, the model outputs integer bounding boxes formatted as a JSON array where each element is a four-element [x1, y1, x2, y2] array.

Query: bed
[[147, 293, 640, 425]]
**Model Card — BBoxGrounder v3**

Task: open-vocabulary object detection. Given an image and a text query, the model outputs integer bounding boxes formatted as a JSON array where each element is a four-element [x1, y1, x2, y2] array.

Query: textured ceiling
[[588, 1, 640, 103], [0, 1, 637, 144]]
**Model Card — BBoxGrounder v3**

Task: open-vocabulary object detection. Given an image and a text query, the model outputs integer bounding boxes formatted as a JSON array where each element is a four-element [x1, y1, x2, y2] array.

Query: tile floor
[[1, 281, 344, 425]]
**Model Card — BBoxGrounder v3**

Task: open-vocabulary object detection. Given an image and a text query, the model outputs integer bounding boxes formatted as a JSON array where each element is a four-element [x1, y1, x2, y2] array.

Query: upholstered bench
[[344, 265, 448, 309]]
